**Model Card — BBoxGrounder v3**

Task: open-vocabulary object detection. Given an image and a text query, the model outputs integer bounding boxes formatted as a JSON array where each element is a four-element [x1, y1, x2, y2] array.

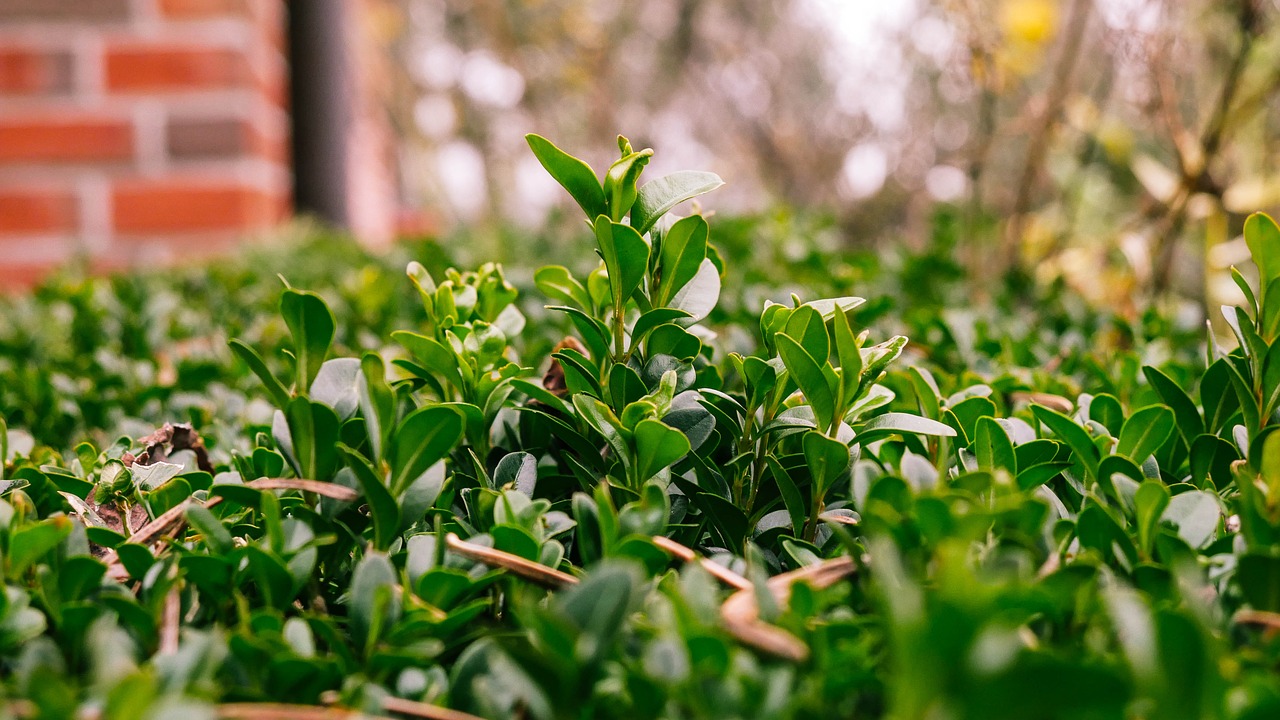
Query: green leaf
[[309, 357, 361, 421], [857, 412, 957, 443], [1245, 212, 1280, 296], [1161, 490, 1221, 549], [1198, 358, 1239, 435], [549, 305, 611, 362], [7, 516, 71, 578], [668, 258, 720, 323], [1224, 358, 1261, 438], [1142, 367, 1204, 442], [388, 405, 464, 495], [630, 171, 724, 235], [654, 215, 709, 307], [1262, 343, 1280, 419], [594, 216, 650, 308], [974, 416, 1017, 474], [573, 394, 631, 474], [1240, 552, 1280, 612], [630, 308, 692, 346], [1134, 481, 1170, 556], [1030, 404, 1100, 481], [608, 363, 648, 412], [784, 304, 830, 364], [280, 288, 335, 393], [803, 431, 852, 496], [766, 457, 807, 536], [495, 452, 537, 496], [1117, 405, 1176, 462], [229, 339, 291, 409], [604, 148, 653, 222], [535, 265, 591, 310], [633, 419, 691, 484], [284, 397, 341, 481], [907, 366, 941, 420], [832, 308, 862, 406], [350, 551, 400, 655], [1088, 394, 1125, 436], [185, 504, 233, 555], [392, 331, 464, 392], [525, 134, 607, 219], [241, 545, 294, 610], [776, 333, 835, 431], [339, 445, 400, 551], [556, 561, 640, 661], [358, 353, 395, 462], [1231, 265, 1259, 316], [948, 396, 997, 447]]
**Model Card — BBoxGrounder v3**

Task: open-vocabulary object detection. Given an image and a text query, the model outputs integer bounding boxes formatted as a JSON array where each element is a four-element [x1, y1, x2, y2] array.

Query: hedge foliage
[[2, 135, 1279, 720]]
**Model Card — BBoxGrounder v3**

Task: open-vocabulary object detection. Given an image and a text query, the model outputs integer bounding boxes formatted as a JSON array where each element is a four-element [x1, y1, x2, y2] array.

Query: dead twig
[[720, 556, 858, 663], [1234, 609, 1280, 630], [159, 584, 182, 655], [217, 704, 383, 720], [103, 478, 360, 582], [444, 533, 578, 588], [651, 536, 751, 590], [319, 692, 486, 720], [380, 697, 487, 720]]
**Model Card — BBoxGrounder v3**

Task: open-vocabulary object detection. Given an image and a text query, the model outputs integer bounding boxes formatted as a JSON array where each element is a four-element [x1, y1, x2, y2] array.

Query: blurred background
[[2, 0, 1279, 316]]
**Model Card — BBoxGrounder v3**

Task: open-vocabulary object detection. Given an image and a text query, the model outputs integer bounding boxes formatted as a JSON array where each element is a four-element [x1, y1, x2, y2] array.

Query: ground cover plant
[[3, 135, 1280, 719]]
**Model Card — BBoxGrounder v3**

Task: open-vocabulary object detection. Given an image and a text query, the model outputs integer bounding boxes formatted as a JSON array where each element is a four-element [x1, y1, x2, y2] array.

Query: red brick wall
[[0, 0, 290, 288]]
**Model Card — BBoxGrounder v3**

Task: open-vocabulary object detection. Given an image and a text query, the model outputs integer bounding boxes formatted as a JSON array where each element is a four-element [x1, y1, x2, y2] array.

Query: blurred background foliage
[[369, 0, 1280, 318]]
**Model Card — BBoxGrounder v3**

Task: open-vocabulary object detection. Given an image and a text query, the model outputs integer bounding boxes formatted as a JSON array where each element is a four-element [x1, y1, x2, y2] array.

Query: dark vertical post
[[287, 0, 351, 227]]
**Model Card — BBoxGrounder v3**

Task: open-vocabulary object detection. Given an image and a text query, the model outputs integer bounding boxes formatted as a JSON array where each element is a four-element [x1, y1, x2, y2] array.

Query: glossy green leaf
[[339, 444, 400, 551], [534, 265, 592, 311], [1142, 367, 1204, 442], [654, 215, 708, 306], [594, 216, 650, 308], [1117, 405, 1176, 462], [349, 551, 400, 655], [974, 416, 1017, 474], [633, 419, 691, 483], [284, 397, 341, 481], [228, 339, 292, 409], [631, 171, 724, 235], [803, 431, 852, 496], [1245, 212, 1280, 293], [388, 405, 464, 495], [1031, 404, 1100, 481], [280, 288, 335, 393], [526, 134, 607, 219], [776, 333, 835, 431]]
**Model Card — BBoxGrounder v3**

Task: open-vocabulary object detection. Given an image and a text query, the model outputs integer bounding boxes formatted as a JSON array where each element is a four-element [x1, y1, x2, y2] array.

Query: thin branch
[[720, 556, 857, 662], [444, 533, 578, 588], [1004, 0, 1094, 265]]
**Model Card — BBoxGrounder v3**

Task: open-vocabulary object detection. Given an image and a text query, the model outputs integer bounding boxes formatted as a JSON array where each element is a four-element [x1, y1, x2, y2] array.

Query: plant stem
[[613, 302, 627, 361]]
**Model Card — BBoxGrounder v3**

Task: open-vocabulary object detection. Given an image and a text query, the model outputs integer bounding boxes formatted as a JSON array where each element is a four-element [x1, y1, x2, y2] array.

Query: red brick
[[112, 180, 285, 233], [0, 189, 77, 233], [0, 117, 134, 163], [106, 44, 249, 93], [158, 0, 252, 18], [0, 0, 129, 23], [0, 48, 74, 95]]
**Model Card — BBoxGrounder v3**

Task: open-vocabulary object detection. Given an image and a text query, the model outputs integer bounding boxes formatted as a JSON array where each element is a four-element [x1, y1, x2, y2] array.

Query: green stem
[[613, 302, 627, 362], [804, 492, 825, 543]]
